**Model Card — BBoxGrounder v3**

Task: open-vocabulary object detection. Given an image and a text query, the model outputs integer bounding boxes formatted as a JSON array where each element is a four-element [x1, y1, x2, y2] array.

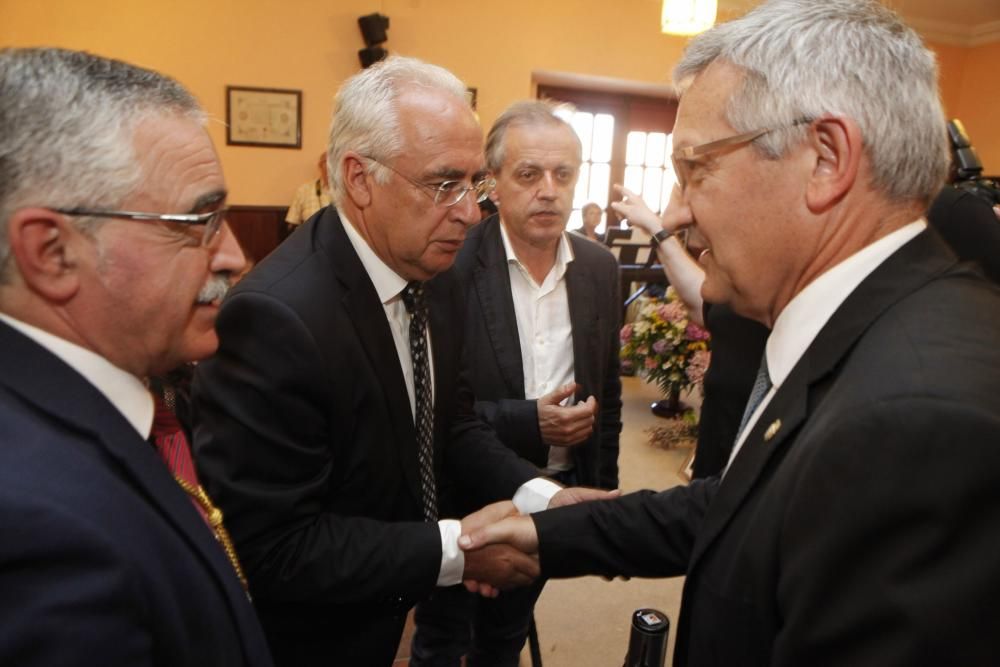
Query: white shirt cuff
[[512, 477, 562, 514], [437, 519, 464, 586]]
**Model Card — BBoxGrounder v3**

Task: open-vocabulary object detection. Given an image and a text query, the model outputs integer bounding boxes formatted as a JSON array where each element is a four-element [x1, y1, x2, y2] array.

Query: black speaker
[[358, 13, 389, 47], [358, 46, 388, 69]]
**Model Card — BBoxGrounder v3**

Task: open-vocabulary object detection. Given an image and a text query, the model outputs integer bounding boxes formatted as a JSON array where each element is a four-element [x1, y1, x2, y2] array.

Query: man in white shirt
[[458, 1, 1000, 665], [191, 57, 614, 667], [411, 101, 622, 666], [0, 48, 272, 666]]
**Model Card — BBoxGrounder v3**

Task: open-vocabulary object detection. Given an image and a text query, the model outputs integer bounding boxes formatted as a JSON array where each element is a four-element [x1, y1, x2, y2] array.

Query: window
[[538, 84, 678, 234]]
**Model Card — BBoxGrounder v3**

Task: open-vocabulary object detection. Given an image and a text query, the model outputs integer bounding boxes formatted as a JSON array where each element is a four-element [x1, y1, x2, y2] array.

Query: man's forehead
[[673, 63, 740, 145]]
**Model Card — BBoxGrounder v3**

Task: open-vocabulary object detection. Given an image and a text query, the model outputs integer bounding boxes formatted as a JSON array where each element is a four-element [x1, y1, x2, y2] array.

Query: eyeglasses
[[671, 118, 812, 191], [362, 156, 496, 207], [50, 207, 227, 246]]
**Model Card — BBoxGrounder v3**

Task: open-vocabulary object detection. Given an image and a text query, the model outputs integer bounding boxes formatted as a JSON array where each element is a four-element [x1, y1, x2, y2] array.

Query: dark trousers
[[410, 581, 545, 667]]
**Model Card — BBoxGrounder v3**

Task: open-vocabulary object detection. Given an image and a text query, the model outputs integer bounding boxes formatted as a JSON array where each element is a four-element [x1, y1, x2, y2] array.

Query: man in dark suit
[[0, 48, 272, 665], [459, 1, 1000, 665], [411, 101, 622, 665], [192, 57, 609, 667]]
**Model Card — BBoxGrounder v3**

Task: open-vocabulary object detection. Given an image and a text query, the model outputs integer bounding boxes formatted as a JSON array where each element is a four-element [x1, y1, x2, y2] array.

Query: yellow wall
[[2, 0, 997, 205]]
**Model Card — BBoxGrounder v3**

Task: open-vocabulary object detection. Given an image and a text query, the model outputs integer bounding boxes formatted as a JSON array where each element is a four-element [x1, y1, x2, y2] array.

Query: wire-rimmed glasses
[[363, 156, 495, 207], [50, 207, 227, 246]]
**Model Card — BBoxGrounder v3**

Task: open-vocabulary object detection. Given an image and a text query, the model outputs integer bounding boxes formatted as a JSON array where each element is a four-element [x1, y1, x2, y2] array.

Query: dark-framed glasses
[[50, 207, 227, 246], [363, 156, 496, 207], [671, 118, 812, 191]]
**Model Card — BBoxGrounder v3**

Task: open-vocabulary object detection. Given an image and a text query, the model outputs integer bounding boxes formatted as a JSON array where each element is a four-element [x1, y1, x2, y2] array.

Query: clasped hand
[[458, 487, 620, 597]]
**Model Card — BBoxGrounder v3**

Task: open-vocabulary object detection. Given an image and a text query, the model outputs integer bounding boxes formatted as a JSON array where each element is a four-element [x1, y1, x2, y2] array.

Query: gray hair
[[327, 56, 469, 207], [485, 100, 582, 173], [0, 48, 204, 281], [674, 0, 948, 205]]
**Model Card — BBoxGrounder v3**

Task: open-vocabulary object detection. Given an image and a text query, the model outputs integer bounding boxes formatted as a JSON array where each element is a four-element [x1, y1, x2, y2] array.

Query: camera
[[946, 119, 1000, 206]]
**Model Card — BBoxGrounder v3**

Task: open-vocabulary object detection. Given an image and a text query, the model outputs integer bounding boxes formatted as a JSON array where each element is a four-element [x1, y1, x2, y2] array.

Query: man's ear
[[6, 208, 83, 302], [805, 117, 862, 213], [341, 152, 373, 208]]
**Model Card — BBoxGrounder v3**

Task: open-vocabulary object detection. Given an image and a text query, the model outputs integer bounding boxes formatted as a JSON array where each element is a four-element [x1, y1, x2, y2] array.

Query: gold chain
[[172, 475, 249, 591]]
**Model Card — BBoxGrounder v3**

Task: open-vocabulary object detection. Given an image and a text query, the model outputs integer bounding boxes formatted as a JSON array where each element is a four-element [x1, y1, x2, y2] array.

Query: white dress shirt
[[341, 215, 559, 586], [0, 312, 153, 439], [725, 219, 927, 472], [500, 222, 577, 472]]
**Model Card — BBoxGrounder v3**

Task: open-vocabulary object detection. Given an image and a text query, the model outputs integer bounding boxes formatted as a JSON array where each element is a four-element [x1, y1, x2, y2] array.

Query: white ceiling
[[718, 0, 1000, 46]]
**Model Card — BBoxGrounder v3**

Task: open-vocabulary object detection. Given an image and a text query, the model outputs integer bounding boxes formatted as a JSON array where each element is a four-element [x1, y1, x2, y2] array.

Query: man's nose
[[210, 222, 248, 275]]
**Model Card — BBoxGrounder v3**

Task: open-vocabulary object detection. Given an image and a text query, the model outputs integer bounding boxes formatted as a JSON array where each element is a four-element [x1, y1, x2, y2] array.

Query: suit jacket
[[0, 320, 272, 667], [454, 215, 622, 489], [534, 230, 1000, 665], [192, 208, 539, 667]]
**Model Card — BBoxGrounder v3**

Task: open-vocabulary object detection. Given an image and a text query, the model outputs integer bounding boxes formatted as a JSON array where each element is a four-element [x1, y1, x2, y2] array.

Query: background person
[[613, 183, 767, 477], [284, 151, 332, 234], [411, 100, 622, 666]]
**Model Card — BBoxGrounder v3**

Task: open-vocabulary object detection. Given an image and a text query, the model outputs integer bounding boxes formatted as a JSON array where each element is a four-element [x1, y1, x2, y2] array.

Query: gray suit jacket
[[453, 215, 622, 489]]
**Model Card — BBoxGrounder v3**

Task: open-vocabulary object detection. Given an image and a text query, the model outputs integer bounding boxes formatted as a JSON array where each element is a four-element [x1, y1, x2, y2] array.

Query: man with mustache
[[411, 100, 623, 666], [192, 58, 610, 667], [460, 1, 1000, 664], [0, 48, 271, 665]]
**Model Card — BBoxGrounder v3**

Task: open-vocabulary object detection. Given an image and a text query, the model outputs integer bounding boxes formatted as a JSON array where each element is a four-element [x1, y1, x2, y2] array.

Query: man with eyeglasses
[[410, 100, 623, 666], [0, 48, 272, 665], [191, 56, 614, 667], [458, 1, 1000, 665]]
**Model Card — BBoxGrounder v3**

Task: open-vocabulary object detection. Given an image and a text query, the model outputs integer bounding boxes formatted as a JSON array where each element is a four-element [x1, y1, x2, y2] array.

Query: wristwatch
[[650, 228, 676, 246]]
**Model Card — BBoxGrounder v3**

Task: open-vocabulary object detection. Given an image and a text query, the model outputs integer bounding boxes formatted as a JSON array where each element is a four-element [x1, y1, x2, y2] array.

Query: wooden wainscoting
[[227, 205, 289, 265]]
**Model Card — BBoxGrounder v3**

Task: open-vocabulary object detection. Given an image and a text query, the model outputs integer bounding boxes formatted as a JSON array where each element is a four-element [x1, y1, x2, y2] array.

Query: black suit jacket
[[454, 215, 622, 489], [534, 230, 1000, 665], [192, 208, 539, 667], [0, 321, 272, 667]]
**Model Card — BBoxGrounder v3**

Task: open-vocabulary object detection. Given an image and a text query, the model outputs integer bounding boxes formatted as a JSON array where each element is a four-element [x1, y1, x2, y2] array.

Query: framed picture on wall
[[226, 86, 302, 148]]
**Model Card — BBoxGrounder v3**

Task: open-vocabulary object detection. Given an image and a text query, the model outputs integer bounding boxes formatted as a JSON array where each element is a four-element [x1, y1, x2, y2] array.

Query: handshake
[[458, 486, 619, 597]]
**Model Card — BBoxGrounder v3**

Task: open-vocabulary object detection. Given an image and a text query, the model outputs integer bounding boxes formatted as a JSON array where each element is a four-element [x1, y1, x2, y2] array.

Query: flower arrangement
[[620, 287, 712, 403]]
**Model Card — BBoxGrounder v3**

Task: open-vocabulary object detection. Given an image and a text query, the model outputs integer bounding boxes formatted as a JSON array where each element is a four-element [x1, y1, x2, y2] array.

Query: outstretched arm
[[612, 184, 706, 325]]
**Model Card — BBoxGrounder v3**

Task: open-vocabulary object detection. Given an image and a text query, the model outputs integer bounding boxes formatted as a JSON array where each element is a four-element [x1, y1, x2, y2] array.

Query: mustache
[[196, 273, 233, 304]]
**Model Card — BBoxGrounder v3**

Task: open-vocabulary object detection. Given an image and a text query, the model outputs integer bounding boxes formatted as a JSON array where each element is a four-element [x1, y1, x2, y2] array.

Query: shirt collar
[[766, 218, 927, 387], [0, 312, 154, 438], [498, 220, 575, 285], [341, 211, 409, 304]]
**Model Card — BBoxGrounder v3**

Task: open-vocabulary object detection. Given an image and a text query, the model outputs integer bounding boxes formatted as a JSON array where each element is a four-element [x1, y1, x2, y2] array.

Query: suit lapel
[[565, 237, 599, 399], [473, 219, 526, 398], [326, 211, 423, 503], [0, 321, 260, 645], [689, 230, 959, 569]]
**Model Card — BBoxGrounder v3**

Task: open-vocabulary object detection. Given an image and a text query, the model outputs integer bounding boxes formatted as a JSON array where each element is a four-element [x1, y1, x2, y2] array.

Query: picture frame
[[226, 86, 302, 148]]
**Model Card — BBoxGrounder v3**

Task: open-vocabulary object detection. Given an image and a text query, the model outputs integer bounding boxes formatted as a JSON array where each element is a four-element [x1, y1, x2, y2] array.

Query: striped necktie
[[735, 352, 772, 441]]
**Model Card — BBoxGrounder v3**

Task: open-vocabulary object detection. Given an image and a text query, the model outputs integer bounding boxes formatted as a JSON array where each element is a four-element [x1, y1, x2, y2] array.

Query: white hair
[[0, 48, 204, 282], [326, 55, 469, 207], [675, 0, 948, 205]]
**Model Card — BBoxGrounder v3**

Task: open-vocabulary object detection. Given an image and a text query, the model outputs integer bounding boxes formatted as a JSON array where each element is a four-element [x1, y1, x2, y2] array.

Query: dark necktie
[[401, 281, 438, 521], [735, 352, 772, 442]]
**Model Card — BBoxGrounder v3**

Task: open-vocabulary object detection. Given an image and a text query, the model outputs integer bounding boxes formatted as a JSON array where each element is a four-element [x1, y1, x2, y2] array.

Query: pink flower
[[619, 324, 633, 343], [685, 349, 711, 386], [644, 357, 658, 369], [657, 301, 687, 324], [685, 323, 711, 341], [652, 339, 667, 354]]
